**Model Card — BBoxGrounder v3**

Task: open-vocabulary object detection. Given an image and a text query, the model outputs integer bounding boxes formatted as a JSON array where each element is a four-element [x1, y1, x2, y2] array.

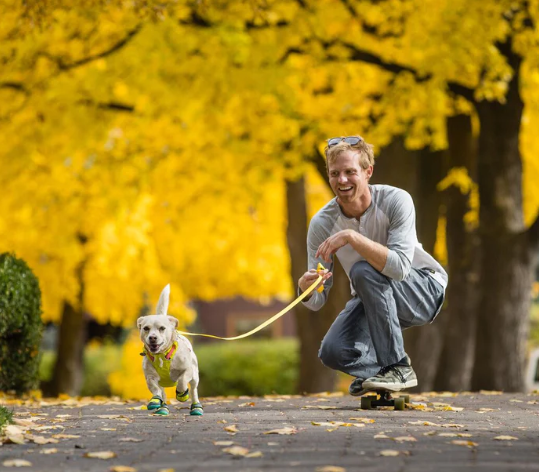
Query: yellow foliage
[[437, 167, 479, 230]]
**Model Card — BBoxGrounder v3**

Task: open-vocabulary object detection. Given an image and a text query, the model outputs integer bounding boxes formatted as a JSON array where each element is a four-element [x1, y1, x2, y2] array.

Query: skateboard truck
[[360, 390, 410, 410]]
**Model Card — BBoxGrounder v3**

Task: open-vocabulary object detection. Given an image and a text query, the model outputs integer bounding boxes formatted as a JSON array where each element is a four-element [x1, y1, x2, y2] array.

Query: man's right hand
[[298, 268, 332, 297]]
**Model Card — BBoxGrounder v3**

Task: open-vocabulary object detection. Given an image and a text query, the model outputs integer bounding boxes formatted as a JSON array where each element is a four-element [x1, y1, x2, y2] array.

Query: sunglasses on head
[[327, 136, 363, 147]]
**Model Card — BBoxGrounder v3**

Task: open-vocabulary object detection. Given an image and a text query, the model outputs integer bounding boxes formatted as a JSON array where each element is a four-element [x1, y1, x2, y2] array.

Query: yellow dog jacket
[[144, 341, 179, 388]]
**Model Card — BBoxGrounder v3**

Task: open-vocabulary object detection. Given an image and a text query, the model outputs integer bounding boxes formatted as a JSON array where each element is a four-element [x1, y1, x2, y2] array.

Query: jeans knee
[[350, 261, 386, 292], [318, 339, 340, 370]]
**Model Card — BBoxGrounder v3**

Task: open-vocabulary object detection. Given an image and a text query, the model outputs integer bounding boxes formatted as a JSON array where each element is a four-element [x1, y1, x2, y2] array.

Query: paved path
[[1, 392, 538, 471]]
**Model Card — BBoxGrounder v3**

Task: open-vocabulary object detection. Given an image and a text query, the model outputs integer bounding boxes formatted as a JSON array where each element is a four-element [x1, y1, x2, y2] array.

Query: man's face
[[328, 150, 373, 204]]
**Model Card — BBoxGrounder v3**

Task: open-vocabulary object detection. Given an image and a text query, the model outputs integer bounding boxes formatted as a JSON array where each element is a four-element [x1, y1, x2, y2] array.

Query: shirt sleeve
[[381, 190, 416, 281], [300, 215, 334, 311]]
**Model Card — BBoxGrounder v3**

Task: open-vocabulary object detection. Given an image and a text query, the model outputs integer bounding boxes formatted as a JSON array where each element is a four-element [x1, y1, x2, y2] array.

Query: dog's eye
[[143, 327, 150, 332], [159, 326, 165, 331]]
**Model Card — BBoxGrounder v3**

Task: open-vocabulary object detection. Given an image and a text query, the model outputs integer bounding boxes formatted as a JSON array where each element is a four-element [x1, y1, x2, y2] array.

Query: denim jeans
[[318, 261, 444, 380]]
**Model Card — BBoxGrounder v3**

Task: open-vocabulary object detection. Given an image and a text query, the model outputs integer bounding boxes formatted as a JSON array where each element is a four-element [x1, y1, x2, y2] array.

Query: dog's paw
[[190, 402, 203, 416], [176, 388, 190, 402], [154, 404, 170, 416], [147, 395, 164, 411]]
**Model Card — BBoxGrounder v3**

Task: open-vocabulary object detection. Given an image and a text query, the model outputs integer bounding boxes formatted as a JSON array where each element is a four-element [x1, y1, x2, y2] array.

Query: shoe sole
[[361, 378, 418, 391]]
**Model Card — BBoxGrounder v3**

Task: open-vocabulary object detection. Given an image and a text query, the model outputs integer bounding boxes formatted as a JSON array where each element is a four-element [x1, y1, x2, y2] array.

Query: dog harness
[[144, 341, 179, 387]]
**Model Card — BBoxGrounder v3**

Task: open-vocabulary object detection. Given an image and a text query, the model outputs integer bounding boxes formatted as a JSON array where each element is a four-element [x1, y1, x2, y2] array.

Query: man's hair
[[325, 137, 375, 170]]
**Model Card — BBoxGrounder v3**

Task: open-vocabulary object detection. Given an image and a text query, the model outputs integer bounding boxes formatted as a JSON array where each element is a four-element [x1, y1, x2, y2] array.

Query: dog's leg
[[144, 362, 169, 415], [189, 362, 203, 416], [173, 369, 190, 403]]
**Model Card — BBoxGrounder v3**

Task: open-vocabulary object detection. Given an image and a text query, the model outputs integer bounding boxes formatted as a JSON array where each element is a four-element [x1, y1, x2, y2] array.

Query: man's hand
[[316, 230, 354, 262], [298, 268, 332, 296]]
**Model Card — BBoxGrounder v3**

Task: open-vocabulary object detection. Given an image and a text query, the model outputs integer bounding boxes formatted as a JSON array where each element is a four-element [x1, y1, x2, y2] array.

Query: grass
[[0, 405, 14, 429]]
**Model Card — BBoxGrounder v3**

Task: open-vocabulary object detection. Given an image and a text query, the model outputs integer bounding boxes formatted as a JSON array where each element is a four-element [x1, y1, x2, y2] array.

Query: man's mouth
[[339, 186, 353, 192]]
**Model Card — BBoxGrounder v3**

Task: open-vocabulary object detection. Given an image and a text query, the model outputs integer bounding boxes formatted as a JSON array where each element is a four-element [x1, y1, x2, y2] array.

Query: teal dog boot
[[147, 395, 163, 411], [190, 402, 203, 416], [154, 404, 170, 416], [176, 387, 190, 403]]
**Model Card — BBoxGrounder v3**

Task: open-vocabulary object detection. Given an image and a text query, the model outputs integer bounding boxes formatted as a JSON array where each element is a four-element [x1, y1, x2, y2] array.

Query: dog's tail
[[155, 284, 170, 315]]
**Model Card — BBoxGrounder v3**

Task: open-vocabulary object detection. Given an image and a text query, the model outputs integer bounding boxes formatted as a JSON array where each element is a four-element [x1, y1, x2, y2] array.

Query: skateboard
[[359, 388, 410, 410]]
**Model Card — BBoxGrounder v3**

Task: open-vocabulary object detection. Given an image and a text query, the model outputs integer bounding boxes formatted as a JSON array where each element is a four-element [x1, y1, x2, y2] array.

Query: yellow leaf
[[379, 450, 404, 457], [451, 440, 478, 447], [110, 467, 137, 472], [222, 446, 250, 456], [2, 459, 32, 467], [316, 467, 346, 472], [224, 425, 239, 433], [246, 451, 263, 458], [84, 451, 117, 459], [118, 438, 143, 442], [348, 418, 375, 424], [4, 425, 25, 444], [394, 436, 417, 442], [52, 434, 80, 439], [213, 441, 234, 446], [263, 427, 297, 435], [493, 436, 518, 440], [40, 448, 58, 454]]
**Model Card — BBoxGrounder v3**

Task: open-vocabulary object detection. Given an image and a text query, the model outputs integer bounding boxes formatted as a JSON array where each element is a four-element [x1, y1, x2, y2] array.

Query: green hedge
[[0, 253, 43, 394], [195, 338, 299, 397]]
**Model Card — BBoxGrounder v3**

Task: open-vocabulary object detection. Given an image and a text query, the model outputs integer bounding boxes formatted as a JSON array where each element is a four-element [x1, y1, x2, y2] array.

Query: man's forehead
[[328, 151, 361, 170]]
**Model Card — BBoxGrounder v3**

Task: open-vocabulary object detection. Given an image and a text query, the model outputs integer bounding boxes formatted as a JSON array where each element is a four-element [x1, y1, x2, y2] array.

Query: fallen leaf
[[348, 418, 375, 424], [52, 434, 80, 439], [213, 441, 234, 446], [84, 451, 117, 459], [263, 427, 297, 435], [408, 421, 439, 427], [451, 440, 478, 447], [27, 435, 59, 445], [394, 436, 417, 442], [56, 414, 72, 418], [13, 419, 35, 427], [238, 402, 255, 407], [100, 428, 117, 431], [302, 405, 338, 410], [110, 467, 137, 472], [439, 433, 458, 437], [316, 467, 346, 472], [509, 399, 523, 403], [4, 425, 26, 445], [494, 436, 518, 441], [246, 451, 263, 458], [2, 459, 32, 467], [441, 424, 464, 428], [118, 438, 143, 442], [40, 448, 58, 454], [224, 425, 239, 433], [222, 446, 250, 456], [379, 450, 409, 457], [374, 433, 391, 439], [479, 390, 502, 395], [157, 469, 174, 472], [127, 406, 147, 410], [96, 415, 121, 419]]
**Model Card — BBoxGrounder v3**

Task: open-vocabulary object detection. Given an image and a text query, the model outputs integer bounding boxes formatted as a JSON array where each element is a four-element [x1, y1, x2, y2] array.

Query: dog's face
[[137, 315, 179, 354]]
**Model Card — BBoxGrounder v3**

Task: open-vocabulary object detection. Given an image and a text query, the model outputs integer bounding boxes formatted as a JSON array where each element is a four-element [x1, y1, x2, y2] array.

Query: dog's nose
[[149, 335, 157, 343]]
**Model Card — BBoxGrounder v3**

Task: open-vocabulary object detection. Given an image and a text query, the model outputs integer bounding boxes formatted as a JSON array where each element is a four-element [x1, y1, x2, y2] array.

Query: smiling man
[[298, 136, 447, 395]]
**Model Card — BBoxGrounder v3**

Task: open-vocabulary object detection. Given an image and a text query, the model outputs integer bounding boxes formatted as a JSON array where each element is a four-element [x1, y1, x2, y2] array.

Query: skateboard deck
[[359, 388, 410, 410]]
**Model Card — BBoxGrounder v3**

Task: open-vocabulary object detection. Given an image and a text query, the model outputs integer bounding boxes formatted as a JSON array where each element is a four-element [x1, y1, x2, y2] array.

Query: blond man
[[298, 136, 447, 395]]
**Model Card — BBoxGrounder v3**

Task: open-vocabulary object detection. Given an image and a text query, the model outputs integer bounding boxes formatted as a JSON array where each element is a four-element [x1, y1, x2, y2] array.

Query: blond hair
[[325, 137, 375, 170]]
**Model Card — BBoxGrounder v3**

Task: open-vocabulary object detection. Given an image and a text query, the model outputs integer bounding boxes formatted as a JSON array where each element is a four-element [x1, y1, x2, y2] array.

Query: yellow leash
[[177, 264, 326, 341]]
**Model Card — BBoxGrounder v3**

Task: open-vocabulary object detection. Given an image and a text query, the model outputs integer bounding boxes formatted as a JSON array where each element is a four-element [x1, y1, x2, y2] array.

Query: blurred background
[[1, 0, 539, 399]]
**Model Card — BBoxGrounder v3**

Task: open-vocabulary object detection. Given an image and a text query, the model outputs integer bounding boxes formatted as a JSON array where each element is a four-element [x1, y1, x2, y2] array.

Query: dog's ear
[[137, 316, 145, 330], [155, 284, 170, 315], [167, 316, 179, 329]]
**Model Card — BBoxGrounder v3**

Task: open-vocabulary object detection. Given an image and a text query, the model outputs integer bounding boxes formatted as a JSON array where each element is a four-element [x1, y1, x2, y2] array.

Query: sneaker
[[362, 364, 417, 391], [348, 378, 367, 396]]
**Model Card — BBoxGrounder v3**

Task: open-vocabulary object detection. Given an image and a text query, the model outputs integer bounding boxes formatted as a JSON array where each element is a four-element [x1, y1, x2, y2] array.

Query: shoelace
[[376, 365, 406, 383]]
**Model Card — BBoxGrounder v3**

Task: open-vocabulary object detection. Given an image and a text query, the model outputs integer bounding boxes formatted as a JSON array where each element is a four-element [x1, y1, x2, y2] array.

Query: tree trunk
[[434, 113, 480, 391], [48, 234, 88, 396], [48, 301, 87, 396], [471, 42, 533, 391], [401, 147, 446, 391], [286, 176, 351, 393]]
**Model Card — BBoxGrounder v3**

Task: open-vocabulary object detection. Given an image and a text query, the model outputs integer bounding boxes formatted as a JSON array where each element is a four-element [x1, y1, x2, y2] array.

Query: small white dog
[[137, 284, 203, 416]]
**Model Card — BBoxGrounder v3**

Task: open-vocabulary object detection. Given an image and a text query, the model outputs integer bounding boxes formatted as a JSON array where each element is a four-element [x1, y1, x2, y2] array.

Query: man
[[298, 136, 447, 395]]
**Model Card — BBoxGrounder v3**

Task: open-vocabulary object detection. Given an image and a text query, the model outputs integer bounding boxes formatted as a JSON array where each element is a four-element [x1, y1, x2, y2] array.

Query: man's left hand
[[316, 230, 354, 262]]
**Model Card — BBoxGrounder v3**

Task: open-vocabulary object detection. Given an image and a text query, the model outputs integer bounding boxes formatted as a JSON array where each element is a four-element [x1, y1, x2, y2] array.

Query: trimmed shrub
[[196, 338, 299, 397], [0, 253, 43, 394]]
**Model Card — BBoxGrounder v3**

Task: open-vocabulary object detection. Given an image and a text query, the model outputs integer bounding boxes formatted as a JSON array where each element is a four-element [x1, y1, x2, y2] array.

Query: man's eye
[[143, 327, 150, 332], [159, 326, 165, 331]]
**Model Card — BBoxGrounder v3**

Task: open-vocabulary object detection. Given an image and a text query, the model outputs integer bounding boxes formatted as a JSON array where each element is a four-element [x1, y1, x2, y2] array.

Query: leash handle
[[176, 269, 325, 341]]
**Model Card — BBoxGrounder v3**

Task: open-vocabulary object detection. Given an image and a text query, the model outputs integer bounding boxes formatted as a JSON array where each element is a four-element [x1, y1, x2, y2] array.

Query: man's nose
[[337, 174, 347, 183]]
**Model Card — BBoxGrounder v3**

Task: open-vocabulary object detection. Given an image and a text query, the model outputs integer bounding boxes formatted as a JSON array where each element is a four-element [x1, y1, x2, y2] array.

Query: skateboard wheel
[[360, 396, 373, 410], [394, 397, 405, 410], [400, 395, 410, 404]]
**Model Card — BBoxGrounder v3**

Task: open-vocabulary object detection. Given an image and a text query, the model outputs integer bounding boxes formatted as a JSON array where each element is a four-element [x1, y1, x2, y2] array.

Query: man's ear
[[137, 316, 145, 330], [366, 165, 373, 181], [167, 316, 179, 330]]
